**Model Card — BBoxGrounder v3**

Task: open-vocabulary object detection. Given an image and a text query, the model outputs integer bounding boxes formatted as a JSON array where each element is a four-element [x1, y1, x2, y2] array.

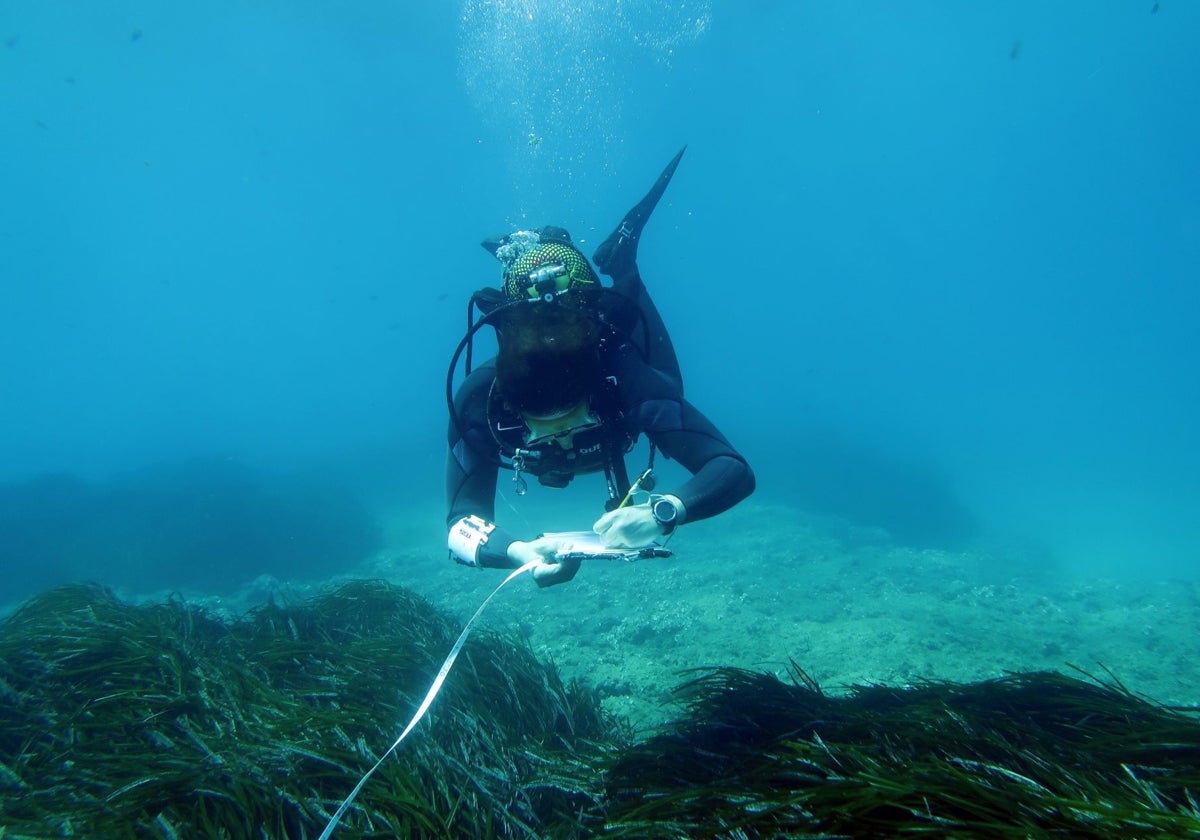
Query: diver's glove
[[593, 494, 685, 549], [509, 536, 582, 588]]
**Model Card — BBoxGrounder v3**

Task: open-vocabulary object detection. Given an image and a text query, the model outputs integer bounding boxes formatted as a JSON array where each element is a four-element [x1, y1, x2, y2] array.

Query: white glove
[[593, 502, 663, 549], [508, 536, 582, 588]]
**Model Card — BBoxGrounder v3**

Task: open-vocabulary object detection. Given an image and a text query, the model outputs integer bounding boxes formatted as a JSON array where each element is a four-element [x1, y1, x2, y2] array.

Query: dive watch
[[651, 496, 679, 535]]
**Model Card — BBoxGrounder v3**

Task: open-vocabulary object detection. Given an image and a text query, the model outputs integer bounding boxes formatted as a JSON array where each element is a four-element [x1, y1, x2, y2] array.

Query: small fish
[[131, 28, 143, 42], [1151, 2, 1160, 13], [1009, 40, 1022, 61]]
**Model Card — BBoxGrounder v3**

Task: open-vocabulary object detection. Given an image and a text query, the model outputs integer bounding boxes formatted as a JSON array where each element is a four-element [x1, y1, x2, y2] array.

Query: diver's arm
[[445, 455, 582, 584], [445, 440, 525, 569], [445, 368, 521, 568], [669, 451, 755, 523], [641, 399, 756, 523], [443, 385, 579, 583], [591, 342, 754, 547], [593, 396, 754, 548], [445, 485, 579, 585]]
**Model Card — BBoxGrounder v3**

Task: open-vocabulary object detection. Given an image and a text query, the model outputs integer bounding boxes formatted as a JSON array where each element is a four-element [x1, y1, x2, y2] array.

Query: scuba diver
[[445, 147, 755, 587]]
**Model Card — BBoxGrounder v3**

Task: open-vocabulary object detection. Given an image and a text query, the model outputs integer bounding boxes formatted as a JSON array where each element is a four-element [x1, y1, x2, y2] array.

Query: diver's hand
[[508, 537, 582, 588], [593, 503, 662, 549]]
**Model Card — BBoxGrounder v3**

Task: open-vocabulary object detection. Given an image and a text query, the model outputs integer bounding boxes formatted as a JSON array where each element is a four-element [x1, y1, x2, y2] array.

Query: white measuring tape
[[317, 559, 540, 839]]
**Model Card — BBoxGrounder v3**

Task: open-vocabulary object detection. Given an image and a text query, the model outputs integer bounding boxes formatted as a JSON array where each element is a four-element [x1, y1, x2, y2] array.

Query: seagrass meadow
[[3, 579, 1200, 838], [0, 581, 618, 838]]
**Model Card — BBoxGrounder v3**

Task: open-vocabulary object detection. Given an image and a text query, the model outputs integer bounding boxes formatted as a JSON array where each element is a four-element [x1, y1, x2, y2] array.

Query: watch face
[[653, 498, 677, 524]]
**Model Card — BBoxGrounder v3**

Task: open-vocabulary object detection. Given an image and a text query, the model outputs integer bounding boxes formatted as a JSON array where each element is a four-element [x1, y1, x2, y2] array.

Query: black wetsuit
[[445, 264, 755, 567]]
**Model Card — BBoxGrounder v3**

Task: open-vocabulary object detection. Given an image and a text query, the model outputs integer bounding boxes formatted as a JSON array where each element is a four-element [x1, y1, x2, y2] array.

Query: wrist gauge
[[651, 497, 678, 535]]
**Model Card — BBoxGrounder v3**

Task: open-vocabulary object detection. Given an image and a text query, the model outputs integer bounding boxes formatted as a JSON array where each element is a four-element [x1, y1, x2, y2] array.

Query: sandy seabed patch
[[366, 501, 1200, 731]]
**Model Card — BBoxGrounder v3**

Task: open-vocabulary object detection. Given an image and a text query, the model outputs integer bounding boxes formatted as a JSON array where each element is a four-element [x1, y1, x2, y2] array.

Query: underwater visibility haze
[[2, 2, 1200, 835], [2, 2, 1197, 595]]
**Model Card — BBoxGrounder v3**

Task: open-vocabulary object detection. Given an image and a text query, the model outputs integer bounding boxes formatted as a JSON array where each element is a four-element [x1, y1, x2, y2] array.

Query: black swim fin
[[593, 145, 687, 278]]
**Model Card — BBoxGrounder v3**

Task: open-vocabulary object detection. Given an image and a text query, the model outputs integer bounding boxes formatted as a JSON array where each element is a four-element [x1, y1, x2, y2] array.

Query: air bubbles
[[457, 1, 711, 204]]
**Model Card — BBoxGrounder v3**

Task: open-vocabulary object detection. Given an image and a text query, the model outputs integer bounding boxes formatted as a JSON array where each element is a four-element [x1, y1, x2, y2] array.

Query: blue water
[[2, 2, 1197, 603]]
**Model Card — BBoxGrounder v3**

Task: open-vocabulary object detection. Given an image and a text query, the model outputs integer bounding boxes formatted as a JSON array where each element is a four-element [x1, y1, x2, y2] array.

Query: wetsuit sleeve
[[616, 348, 753, 522], [445, 365, 519, 567], [640, 398, 755, 523]]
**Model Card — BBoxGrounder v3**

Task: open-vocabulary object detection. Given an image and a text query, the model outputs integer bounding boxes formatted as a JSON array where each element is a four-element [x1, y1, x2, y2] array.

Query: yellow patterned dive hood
[[496, 231, 600, 301]]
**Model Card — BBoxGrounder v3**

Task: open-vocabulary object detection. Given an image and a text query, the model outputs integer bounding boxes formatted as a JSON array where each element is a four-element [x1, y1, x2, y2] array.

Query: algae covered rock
[[0, 458, 383, 604]]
